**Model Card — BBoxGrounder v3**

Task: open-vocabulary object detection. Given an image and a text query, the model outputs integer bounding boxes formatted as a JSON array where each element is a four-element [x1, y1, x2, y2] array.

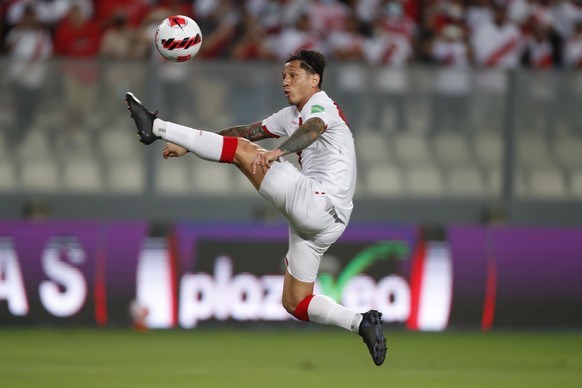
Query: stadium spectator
[[522, 24, 559, 133], [417, 0, 468, 62], [194, 0, 240, 59], [230, 10, 274, 61], [5, 0, 92, 28], [470, 3, 522, 67], [564, 20, 582, 68], [5, 4, 52, 145], [94, 0, 150, 28], [351, 0, 379, 23], [428, 0, 467, 34], [378, 0, 417, 43], [229, 11, 274, 124], [125, 48, 387, 366], [522, 23, 554, 68], [245, 0, 290, 35], [100, 11, 144, 60], [561, 20, 582, 133], [243, 0, 296, 36], [505, 0, 530, 26], [53, 2, 101, 132], [551, 0, 582, 56], [149, 0, 194, 20], [100, 10, 147, 122], [470, 3, 523, 130], [362, 15, 413, 131], [465, 0, 494, 33], [305, 0, 351, 36], [327, 11, 367, 129], [429, 24, 472, 133], [267, 9, 326, 61]]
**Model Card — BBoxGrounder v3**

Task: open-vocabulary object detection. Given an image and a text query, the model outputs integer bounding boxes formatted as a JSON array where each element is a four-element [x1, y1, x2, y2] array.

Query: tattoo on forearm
[[279, 118, 325, 155], [217, 122, 268, 142]]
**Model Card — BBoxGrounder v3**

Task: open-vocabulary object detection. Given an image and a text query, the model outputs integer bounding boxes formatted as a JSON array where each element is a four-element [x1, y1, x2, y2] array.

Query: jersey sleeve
[[261, 109, 290, 138], [300, 97, 333, 128]]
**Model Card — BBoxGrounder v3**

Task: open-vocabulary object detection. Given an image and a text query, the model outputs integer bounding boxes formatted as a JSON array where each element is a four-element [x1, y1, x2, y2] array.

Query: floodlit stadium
[[1, 1, 582, 387]]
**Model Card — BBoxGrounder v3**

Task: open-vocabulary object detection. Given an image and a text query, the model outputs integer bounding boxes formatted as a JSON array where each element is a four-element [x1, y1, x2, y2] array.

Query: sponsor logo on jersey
[[311, 104, 325, 114]]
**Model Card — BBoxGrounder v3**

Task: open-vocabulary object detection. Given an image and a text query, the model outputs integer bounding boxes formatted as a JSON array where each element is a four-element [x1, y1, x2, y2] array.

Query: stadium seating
[[20, 159, 60, 192], [105, 159, 145, 194], [62, 157, 103, 193], [190, 162, 233, 195], [364, 165, 405, 197], [432, 132, 472, 166], [517, 133, 554, 166], [0, 162, 16, 192], [569, 169, 582, 198], [405, 164, 445, 196], [155, 158, 192, 196], [2, 62, 582, 202], [445, 166, 486, 197], [526, 167, 568, 198]]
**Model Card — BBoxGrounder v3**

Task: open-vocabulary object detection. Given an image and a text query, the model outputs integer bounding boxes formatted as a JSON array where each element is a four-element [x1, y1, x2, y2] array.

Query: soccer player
[[125, 49, 387, 366]]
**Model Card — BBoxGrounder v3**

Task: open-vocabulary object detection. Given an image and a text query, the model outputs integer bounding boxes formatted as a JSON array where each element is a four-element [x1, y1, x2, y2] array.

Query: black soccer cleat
[[125, 92, 160, 145], [359, 310, 387, 366]]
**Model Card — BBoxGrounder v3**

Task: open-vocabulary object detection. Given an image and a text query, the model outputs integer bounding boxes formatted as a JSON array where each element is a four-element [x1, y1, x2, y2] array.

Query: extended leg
[[125, 92, 268, 190]]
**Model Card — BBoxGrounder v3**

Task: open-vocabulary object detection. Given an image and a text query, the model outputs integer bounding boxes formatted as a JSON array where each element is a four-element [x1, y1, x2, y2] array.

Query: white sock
[[153, 118, 224, 162], [307, 294, 362, 333]]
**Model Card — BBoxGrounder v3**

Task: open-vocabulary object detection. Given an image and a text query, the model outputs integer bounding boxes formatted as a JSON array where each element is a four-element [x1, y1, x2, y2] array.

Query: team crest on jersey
[[311, 105, 325, 114]]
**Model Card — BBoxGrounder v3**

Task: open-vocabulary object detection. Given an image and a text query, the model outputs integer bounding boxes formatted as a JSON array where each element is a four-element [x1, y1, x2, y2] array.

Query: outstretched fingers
[[251, 151, 273, 175], [163, 143, 188, 159]]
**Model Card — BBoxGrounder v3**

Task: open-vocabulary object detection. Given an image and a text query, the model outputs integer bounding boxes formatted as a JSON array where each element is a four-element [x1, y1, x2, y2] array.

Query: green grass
[[0, 328, 581, 387]]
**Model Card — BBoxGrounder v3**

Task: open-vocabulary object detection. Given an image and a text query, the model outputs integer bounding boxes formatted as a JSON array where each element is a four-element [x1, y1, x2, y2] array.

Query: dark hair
[[285, 48, 326, 88]]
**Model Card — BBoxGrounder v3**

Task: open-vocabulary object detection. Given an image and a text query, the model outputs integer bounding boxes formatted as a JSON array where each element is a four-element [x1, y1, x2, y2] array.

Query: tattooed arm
[[277, 117, 326, 156], [217, 121, 271, 142], [250, 117, 326, 174]]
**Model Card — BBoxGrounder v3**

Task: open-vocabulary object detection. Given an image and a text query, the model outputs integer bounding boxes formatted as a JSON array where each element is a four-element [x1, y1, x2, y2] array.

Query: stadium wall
[[1, 221, 581, 331]]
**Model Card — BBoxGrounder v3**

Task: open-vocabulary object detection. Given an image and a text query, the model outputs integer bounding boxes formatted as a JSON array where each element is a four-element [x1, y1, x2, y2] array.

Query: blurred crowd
[[2, 0, 582, 69], [4, 0, 582, 144]]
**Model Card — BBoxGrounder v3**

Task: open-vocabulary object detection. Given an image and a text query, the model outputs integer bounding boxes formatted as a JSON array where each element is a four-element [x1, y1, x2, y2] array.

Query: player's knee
[[236, 138, 257, 155], [233, 138, 259, 164], [281, 295, 297, 316]]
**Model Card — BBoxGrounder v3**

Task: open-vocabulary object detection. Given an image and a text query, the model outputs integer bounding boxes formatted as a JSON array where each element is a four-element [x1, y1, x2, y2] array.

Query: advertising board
[[2, 222, 580, 330], [0, 221, 147, 325]]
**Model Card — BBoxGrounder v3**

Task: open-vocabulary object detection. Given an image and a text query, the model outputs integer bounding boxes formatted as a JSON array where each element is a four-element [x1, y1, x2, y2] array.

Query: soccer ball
[[154, 15, 202, 62]]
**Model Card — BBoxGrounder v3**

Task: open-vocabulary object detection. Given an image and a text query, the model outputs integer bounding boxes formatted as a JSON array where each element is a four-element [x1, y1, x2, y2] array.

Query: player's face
[[282, 60, 319, 110]]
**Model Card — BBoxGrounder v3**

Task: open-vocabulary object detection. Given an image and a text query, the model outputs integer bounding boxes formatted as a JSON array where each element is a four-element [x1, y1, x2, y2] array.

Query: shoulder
[[302, 91, 349, 126], [264, 105, 298, 129], [271, 105, 298, 120], [305, 91, 335, 112]]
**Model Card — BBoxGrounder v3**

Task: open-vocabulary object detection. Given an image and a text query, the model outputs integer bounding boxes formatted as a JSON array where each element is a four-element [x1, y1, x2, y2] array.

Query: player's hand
[[251, 149, 283, 175], [163, 143, 188, 159]]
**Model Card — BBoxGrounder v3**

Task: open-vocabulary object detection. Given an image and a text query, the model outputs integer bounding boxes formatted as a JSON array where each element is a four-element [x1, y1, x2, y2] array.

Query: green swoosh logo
[[318, 241, 409, 302]]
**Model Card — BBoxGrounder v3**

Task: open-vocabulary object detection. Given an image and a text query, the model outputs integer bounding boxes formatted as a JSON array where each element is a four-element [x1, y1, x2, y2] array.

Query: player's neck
[[296, 89, 321, 112]]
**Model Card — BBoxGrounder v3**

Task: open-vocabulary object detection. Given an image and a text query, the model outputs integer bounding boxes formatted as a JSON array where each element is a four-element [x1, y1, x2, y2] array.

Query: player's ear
[[312, 73, 320, 88]]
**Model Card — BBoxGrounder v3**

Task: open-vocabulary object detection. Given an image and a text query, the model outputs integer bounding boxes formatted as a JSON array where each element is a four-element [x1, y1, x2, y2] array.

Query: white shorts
[[258, 158, 346, 283]]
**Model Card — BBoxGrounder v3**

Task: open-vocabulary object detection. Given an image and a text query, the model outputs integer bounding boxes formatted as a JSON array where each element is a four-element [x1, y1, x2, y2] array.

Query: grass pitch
[[0, 328, 580, 387]]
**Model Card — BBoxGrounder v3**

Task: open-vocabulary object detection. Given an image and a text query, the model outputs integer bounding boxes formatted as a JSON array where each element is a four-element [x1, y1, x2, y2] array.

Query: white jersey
[[261, 91, 356, 223], [471, 21, 523, 69]]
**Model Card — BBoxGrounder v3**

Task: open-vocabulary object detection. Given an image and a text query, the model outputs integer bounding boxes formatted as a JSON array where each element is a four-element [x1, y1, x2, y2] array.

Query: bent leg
[[282, 269, 314, 315], [231, 138, 270, 191]]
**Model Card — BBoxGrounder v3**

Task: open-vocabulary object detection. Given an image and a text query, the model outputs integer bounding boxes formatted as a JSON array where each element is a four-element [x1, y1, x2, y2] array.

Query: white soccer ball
[[154, 15, 202, 62]]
